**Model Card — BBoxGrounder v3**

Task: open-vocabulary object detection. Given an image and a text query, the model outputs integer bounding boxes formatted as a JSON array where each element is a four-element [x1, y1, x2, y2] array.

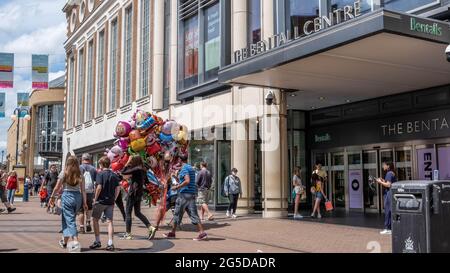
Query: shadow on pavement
[[0, 249, 18, 252]]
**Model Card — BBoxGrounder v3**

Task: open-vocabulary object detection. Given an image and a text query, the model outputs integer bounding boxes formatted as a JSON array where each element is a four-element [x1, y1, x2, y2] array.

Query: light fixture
[[51, 131, 57, 136], [290, 94, 297, 97], [41, 130, 46, 136], [319, 97, 325, 101], [346, 99, 352, 103], [311, 106, 316, 110]]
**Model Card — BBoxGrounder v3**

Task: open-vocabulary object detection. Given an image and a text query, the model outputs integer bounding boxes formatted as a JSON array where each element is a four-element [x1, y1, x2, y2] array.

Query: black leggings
[[228, 194, 239, 214], [115, 192, 126, 221], [125, 195, 151, 233]]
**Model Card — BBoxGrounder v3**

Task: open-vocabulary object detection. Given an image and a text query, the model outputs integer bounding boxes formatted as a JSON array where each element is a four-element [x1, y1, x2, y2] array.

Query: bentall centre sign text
[[234, 0, 363, 63]]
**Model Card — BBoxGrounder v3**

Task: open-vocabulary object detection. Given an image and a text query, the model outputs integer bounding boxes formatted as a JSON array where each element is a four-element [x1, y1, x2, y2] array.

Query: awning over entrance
[[219, 9, 450, 110]]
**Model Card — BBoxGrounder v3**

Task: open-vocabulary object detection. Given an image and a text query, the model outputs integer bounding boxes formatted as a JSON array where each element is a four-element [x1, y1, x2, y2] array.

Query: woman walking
[[376, 162, 397, 235], [311, 173, 327, 219], [49, 156, 88, 252], [224, 168, 242, 219], [6, 171, 18, 205], [121, 155, 157, 240], [293, 167, 304, 219]]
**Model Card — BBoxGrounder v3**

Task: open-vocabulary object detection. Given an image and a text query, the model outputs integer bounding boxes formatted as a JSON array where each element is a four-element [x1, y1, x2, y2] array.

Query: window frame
[[123, 4, 134, 105], [109, 18, 119, 112], [177, 0, 231, 100], [96, 29, 106, 117], [383, 0, 441, 13], [163, 0, 171, 109], [139, 0, 151, 99], [76, 47, 85, 126], [67, 56, 75, 129], [86, 39, 95, 122]]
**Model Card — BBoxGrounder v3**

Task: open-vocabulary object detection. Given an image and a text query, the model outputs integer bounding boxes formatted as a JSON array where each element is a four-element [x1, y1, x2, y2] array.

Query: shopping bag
[[325, 199, 334, 211]]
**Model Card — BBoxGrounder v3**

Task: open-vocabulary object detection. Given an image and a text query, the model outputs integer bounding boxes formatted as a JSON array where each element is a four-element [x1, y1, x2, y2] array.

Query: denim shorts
[[316, 192, 324, 200]]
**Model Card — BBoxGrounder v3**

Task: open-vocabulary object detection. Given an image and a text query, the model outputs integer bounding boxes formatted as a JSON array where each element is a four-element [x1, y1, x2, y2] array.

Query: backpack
[[81, 166, 94, 193]]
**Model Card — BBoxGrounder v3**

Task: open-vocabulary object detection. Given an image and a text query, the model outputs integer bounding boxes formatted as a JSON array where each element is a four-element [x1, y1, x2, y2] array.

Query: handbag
[[291, 188, 297, 200], [325, 199, 334, 211], [300, 190, 307, 201]]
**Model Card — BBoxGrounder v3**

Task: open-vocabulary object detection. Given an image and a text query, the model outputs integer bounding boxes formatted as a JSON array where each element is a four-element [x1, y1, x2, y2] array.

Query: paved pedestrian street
[[0, 197, 392, 253]]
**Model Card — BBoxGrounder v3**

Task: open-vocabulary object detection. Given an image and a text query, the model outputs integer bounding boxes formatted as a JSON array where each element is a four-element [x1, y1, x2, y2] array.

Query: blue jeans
[[173, 193, 200, 226], [23, 187, 29, 202], [61, 191, 82, 238], [7, 189, 16, 204], [384, 191, 392, 230]]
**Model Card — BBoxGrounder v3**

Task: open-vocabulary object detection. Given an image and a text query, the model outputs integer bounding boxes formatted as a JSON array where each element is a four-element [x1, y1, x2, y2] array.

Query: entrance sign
[[417, 148, 436, 181], [234, 0, 363, 63], [438, 147, 450, 180], [349, 170, 363, 209], [410, 18, 443, 37]]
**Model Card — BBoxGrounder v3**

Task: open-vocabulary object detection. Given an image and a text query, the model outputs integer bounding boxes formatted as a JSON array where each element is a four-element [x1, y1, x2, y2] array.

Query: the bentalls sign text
[[234, 0, 363, 63], [381, 116, 450, 137]]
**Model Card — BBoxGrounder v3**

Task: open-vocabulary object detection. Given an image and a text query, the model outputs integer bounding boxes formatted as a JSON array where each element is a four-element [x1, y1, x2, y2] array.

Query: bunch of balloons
[[106, 109, 190, 205]]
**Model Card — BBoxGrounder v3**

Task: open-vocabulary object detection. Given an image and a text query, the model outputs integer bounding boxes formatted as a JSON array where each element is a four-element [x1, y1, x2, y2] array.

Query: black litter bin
[[391, 180, 450, 253]]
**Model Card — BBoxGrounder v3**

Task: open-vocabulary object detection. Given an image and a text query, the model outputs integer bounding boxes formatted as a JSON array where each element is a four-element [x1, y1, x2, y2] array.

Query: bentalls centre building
[[63, 0, 450, 218]]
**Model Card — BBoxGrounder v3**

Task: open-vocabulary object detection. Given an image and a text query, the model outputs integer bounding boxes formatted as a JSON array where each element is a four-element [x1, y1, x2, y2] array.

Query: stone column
[[261, 90, 289, 218], [262, 0, 275, 40], [231, 0, 254, 214], [152, 0, 164, 111], [169, 0, 179, 106]]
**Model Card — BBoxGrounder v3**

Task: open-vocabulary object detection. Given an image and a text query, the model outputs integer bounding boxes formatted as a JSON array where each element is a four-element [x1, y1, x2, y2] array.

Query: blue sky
[[0, 0, 67, 154]]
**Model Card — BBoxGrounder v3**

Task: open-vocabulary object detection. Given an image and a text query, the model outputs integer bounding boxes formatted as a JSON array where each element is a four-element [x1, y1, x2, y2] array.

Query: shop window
[[286, 0, 320, 36], [178, 0, 229, 95], [248, 0, 262, 44], [384, 0, 440, 12]]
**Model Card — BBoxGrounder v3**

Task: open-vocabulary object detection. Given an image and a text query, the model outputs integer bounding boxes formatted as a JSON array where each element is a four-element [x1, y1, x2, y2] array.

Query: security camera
[[446, 45, 450, 62], [265, 91, 275, 105]]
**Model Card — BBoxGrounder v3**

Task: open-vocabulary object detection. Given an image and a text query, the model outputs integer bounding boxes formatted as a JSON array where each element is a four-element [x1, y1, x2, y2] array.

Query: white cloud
[[50, 70, 65, 81], [0, 0, 67, 153]]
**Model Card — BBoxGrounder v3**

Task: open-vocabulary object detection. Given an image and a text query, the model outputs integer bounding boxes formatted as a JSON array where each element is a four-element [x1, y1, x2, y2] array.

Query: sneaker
[[148, 226, 157, 240], [68, 241, 81, 253], [380, 229, 392, 235], [0, 208, 5, 213], [122, 233, 133, 240], [79, 226, 85, 234], [294, 214, 303, 219], [317, 214, 322, 219], [89, 241, 102, 250], [232, 214, 237, 219], [163, 232, 176, 239], [59, 239, 67, 249], [106, 244, 115, 252], [7, 207, 16, 214], [310, 213, 315, 218], [86, 225, 92, 233], [193, 232, 208, 241], [226, 211, 230, 217]]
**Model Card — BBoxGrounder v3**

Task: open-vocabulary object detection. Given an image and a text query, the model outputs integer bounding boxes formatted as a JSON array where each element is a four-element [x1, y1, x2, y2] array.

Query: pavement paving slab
[[0, 197, 392, 253]]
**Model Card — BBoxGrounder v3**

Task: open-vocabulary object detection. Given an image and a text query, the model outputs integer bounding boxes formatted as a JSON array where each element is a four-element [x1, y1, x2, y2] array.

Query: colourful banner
[[417, 148, 436, 180], [17, 92, 29, 107], [0, 53, 14, 88], [32, 54, 49, 89], [0, 93, 5, 118]]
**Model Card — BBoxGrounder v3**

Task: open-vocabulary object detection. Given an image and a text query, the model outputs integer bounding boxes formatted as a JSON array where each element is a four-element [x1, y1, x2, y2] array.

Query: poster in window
[[0, 53, 14, 88], [184, 16, 199, 80], [205, 4, 220, 72], [32, 54, 49, 89], [349, 170, 363, 209], [0, 93, 5, 118], [438, 147, 450, 180], [417, 148, 436, 180]]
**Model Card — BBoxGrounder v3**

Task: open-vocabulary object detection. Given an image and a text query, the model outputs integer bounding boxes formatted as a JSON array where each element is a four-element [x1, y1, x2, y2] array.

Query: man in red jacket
[[0, 170, 16, 213]]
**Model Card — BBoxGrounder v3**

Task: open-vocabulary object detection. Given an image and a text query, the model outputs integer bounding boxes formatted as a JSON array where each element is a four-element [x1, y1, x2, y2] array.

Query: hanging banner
[[417, 148, 436, 180], [0, 53, 14, 88], [32, 54, 49, 89], [17, 92, 29, 107], [349, 170, 363, 209], [0, 93, 5, 118]]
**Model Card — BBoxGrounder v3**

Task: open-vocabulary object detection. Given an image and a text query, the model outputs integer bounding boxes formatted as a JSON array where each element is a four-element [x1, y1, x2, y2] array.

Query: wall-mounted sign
[[380, 116, 449, 138], [315, 133, 331, 143], [0, 53, 14, 88], [32, 54, 49, 89], [410, 18, 442, 37], [234, 0, 363, 63]]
